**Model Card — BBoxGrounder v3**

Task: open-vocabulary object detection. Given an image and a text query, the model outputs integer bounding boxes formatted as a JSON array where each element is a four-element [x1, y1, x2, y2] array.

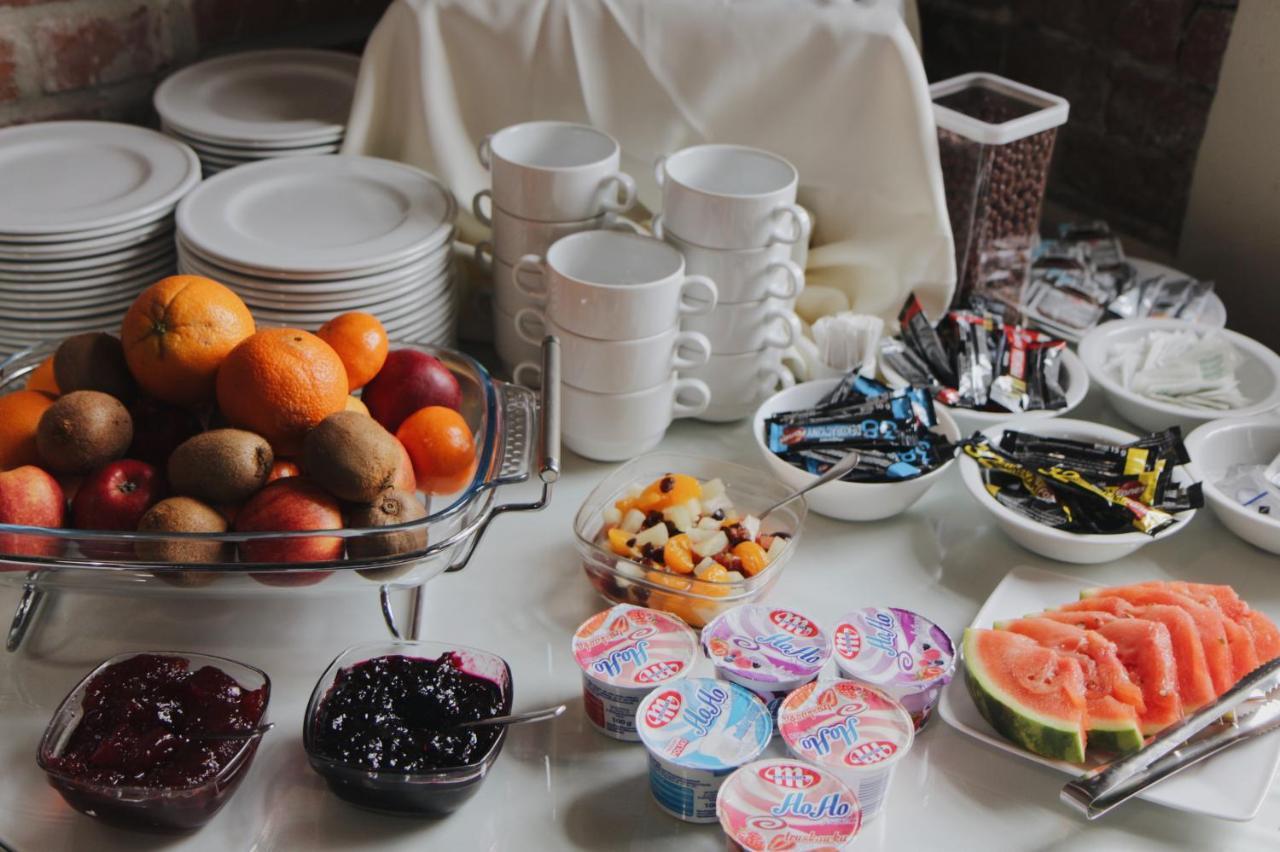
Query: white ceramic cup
[[562, 373, 711, 461], [478, 250, 546, 317], [683, 350, 796, 423], [513, 231, 718, 340], [477, 121, 636, 221], [654, 144, 810, 249], [655, 222, 805, 304], [493, 305, 544, 370], [473, 199, 642, 264], [513, 314, 712, 393], [681, 297, 801, 355]]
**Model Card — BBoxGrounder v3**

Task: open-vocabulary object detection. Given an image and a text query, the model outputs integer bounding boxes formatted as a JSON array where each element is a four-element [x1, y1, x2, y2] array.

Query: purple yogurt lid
[[703, 605, 832, 687], [831, 607, 955, 699]]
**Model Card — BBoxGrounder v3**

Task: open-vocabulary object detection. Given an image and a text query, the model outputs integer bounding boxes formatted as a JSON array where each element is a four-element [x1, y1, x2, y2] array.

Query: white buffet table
[[1, 387, 1277, 851]]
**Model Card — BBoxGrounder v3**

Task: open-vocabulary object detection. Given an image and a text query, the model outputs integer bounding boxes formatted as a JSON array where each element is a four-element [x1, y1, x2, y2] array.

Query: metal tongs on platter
[[1062, 656, 1280, 819]]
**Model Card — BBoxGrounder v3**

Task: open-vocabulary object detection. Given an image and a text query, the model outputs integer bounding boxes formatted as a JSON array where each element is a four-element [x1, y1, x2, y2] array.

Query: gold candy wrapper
[[1040, 466, 1177, 535]]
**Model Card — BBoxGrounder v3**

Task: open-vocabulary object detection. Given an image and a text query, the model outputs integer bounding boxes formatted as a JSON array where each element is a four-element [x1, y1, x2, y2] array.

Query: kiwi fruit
[[303, 411, 402, 503], [168, 429, 273, 505], [36, 390, 133, 473], [137, 496, 232, 586], [348, 489, 429, 579], [53, 332, 136, 403]]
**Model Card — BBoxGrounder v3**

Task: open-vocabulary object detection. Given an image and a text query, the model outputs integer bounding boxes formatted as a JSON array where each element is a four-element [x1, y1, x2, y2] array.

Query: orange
[[317, 312, 388, 391], [215, 328, 348, 455], [344, 395, 369, 416], [24, 356, 59, 395], [0, 390, 54, 470], [637, 474, 702, 511], [395, 406, 477, 495], [121, 275, 255, 407]]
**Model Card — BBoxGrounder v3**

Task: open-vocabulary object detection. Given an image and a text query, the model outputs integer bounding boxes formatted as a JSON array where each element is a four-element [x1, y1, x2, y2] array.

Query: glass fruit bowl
[[572, 452, 806, 629]]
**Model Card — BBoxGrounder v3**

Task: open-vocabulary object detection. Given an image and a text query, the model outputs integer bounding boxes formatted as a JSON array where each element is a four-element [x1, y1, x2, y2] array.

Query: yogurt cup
[[831, 607, 955, 729], [702, 604, 832, 728], [572, 604, 698, 741], [778, 680, 914, 823], [717, 758, 862, 851], [636, 677, 772, 823]]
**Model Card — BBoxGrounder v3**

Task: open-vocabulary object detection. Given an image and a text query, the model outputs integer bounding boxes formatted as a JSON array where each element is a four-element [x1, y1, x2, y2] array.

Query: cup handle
[[512, 360, 541, 387], [472, 189, 494, 228], [765, 259, 805, 300], [761, 310, 801, 349], [651, 214, 666, 241], [670, 331, 712, 370], [512, 307, 547, 346], [671, 378, 711, 418], [474, 241, 494, 273], [600, 172, 637, 214], [768, 203, 812, 246], [676, 274, 718, 317], [512, 253, 548, 301], [758, 365, 796, 395], [477, 135, 493, 170], [603, 214, 644, 235], [653, 154, 668, 189]]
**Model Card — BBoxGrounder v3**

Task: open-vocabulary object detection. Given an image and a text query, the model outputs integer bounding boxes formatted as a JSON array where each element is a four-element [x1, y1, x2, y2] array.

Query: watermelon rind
[[962, 629, 1087, 764]]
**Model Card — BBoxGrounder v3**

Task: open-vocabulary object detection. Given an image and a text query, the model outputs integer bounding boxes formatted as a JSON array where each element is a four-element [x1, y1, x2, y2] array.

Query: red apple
[[73, 460, 165, 531], [0, 465, 66, 559], [361, 350, 462, 433], [236, 478, 342, 586], [127, 397, 203, 469]]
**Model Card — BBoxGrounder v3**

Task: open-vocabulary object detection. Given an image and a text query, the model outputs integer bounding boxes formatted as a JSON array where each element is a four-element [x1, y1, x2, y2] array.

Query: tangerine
[[24, 356, 59, 395], [395, 406, 477, 495], [0, 390, 54, 470], [317, 312, 388, 391]]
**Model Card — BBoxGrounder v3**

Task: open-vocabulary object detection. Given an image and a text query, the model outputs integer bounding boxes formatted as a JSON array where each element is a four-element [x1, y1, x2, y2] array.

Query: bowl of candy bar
[[752, 373, 961, 521], [573, 452, 804, 629], [958, 418, 1201, 564], [879, 293, 1088, 435]]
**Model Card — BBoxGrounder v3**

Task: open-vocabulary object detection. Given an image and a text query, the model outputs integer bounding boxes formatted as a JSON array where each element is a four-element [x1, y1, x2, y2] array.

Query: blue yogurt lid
[[635, 677, 773, 771]]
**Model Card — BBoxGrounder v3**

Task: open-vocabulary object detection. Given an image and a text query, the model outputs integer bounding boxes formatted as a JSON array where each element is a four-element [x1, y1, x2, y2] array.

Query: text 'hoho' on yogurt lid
[[778, 681, 914, 771], [717, 758, 862, 851], [637, 677, 772, 771], [702, 605, 833, 686], [831, 607, 955, 692], [572, 604, 698, 689]]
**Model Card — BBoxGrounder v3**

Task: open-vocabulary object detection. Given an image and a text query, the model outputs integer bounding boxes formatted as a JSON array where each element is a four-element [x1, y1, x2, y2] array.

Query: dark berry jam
[[312, 653, 505, 773], [45, 653, 267, 790]]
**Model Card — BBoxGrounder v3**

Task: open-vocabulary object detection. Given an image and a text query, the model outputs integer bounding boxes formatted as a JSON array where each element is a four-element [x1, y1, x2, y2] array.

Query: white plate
[[193, 148, 339, 169], [0, 252, 173, 294], [0, 288, 139, 321], [162, 120, 343, 151], [166, 130, 342, 160], [938, 565, 1280, 821], [248, 286, 454, 326], [0, 237, 173, 277], [228, 270, 443, 311], [0, 220, 173, 261], [177, 156, 456, 275], [0, 122, 199, 236], [178, 239, 452, 292], [154, 50, 357, 146]]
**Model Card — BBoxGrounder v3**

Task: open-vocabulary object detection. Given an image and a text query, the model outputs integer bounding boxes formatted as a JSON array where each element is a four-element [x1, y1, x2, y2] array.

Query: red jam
[[45, 653, 267, 789], [312, 653, 505, 772]]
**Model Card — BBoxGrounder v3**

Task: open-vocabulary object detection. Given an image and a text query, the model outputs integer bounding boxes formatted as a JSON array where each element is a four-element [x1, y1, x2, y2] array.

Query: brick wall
[[0, 0, 391, 128], [918, 0, 1236, 253]]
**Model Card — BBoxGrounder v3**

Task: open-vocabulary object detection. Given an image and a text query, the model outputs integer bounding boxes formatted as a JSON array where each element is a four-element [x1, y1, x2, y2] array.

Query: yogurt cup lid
[[778, 680, 914, 772], [717, 758, 862, 851], [831, 607, 955, 694], [636, 677, 772, 771], [572, 604, 698, 689], [702, 605, 832, 687]]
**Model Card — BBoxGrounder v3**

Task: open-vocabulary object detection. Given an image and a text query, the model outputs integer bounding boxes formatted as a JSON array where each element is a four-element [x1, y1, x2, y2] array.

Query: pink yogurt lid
[[778, 681, 914, 772], [702, 605, 832, 687], [572, 604, 697, 689], [717, 758, 862, 851]]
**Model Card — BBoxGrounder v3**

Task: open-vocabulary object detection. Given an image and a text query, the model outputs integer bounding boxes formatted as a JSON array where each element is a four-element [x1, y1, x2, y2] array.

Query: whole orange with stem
[[121, 275, 255, 407], [317, 312, 388, 391], [24, 356, 59, 395], [215, 328, 348, 455], [0, 390, 54, 470], [396, 406, 477, 495]]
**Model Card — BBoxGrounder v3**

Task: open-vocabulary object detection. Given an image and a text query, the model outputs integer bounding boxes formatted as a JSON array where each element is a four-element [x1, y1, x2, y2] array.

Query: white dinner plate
[[192, 149, 337, 169], [938, 565, 1280, 822], [0, 287, 140, 321], [0, 220, 173, 261], [232, 271, 449, 312], [0, 122, 199, 236], [0, 252, 173, 294], [0, 237, 173, 277], [247, 283, 454, 326], [165, 130, 341, 160], [177, 156, 456, 275], [178, 248, 452, 297]]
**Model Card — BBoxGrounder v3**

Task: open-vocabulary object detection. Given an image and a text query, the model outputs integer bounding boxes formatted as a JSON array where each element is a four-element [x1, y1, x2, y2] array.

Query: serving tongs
[[1061, 656, 1280, 819]]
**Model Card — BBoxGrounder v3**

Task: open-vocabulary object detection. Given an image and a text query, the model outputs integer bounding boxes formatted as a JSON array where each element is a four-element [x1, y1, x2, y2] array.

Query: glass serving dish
[[572, 452, 806, 629], [303, 639, 513, 816], [37, 650, 270, 832], [0, 338, 560, 651]]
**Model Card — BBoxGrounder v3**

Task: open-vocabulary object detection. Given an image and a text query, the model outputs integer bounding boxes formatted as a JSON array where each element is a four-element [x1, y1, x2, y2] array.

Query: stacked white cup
[[511, 230, 718, 461], [653, 144, 810, 422], [474, 120, 641, 370]]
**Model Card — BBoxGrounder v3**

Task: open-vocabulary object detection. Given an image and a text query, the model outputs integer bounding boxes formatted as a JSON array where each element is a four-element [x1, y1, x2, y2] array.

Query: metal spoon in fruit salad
[[454, 704, 567, 730], [758, 449, 867, 521]]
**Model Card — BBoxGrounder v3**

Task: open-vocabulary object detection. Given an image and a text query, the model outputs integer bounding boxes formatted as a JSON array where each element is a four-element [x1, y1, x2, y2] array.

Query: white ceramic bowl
[[958, 417, 1197, 564], [1078, 318, 1280, 433], [1185, 416, 1280, 555], [752, 378, 962, 521], [879, 346, 1088, 436]]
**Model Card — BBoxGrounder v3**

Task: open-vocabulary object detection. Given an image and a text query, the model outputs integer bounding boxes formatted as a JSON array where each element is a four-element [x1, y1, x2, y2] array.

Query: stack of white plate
[[0, 121, 199, 355], [155, 49, 357, 177], [176, 155, 457, 344]]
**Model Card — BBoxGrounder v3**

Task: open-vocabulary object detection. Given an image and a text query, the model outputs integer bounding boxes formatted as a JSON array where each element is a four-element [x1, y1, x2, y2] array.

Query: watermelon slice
[[1164, 581, 1280, 665], [1039, 610, 1119, 631], [1243, 611, 1280, 663], [962, 628, 1088, 763], [1095, 619, 1183, 735], [995, 618, 1144, 753], [1130, 605, 1216, 711]]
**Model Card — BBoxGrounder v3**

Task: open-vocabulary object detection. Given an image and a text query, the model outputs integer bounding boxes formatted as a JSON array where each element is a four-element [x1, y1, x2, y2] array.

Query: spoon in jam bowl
[[454, 704, 567, 730], [197, 721, 276, 741]]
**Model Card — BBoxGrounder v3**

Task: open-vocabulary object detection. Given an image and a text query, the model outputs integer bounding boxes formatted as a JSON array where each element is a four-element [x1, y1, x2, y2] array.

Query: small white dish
[[938, 565, 1280, 821], [752, 378, 961, 521], [1186, 416, 1280, 555], [958, 417, 1197, 563], [1078, 318, 1280, 433]]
